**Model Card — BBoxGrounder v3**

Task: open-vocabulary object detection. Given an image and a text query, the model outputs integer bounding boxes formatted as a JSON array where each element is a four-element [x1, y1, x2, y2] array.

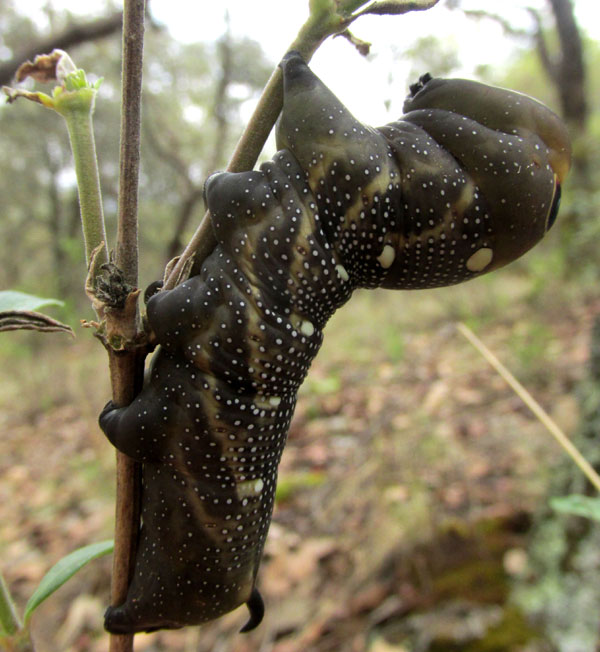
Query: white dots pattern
[[100, 55, 569, 634]]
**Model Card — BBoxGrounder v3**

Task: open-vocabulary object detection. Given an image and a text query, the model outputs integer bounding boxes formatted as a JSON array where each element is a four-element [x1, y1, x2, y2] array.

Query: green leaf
[[0, 291, 64, 312], [23, 540, 113, 625], [64, 69, 88, 91], [0, 572, 22, 635], [361, 0, 441, 15], [550, 494, 600, 522], [0, 292, 72, 335]]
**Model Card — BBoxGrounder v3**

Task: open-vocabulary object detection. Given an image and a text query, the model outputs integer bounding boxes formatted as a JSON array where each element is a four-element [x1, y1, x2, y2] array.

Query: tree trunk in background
[[544, 0, 587, 134], [540, 0, 590, 183], [527, 0, 593, 255]]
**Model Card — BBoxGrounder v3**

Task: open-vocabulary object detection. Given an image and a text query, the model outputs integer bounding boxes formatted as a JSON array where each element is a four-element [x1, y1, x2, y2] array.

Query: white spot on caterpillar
[[237, 479, 259, 498], [300, 320, 314, 336], [254, 479, 264, 493], [466, 247, 493, 272], [455, 179, 475, 213], [377, 245, 395, 269], [253, 394, 280, 410], [335, 264, 349, 281]]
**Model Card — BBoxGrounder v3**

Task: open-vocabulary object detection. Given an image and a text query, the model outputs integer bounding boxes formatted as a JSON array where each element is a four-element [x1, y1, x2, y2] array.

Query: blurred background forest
[[1, 0, 600, 650]]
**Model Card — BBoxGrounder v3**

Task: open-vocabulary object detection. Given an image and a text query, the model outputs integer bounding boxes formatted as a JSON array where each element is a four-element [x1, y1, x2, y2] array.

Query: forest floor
[[1, 267, 600, 652]]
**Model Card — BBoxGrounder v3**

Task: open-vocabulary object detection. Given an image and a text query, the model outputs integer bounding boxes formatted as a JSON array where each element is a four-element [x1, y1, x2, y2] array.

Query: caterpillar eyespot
[[99, 51, 571, 633]]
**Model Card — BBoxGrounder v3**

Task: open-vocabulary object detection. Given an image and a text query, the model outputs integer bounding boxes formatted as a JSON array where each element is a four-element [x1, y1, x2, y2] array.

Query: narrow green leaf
[[550, 494, 600, 522], [23, 540, 113, 625], [0, 572, 22, 635], [0, 291, 64, 312], [361, 0, 440, 15]]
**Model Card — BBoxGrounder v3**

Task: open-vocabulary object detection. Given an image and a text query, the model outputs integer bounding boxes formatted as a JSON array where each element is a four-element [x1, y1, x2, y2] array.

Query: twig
[[108, 2, 146, 652], [61, 92, 108, 272], [456, 322, 600, 493], [115, 0, 144, 286]]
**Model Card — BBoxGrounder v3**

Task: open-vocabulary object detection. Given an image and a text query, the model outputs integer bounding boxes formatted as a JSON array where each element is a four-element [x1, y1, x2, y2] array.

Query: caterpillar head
[[276, 52, 571, 288], [404, 74, 572, 185], [399, 74, 571, 276]]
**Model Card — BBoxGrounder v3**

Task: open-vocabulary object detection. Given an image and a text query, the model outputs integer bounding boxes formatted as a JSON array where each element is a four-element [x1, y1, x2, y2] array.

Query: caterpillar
[[99, 51, 571, 634]]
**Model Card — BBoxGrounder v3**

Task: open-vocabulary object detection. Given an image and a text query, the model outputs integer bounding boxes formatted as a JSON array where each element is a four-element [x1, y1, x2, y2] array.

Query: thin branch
[[62, 96, 108, 272], [115, 1, 144, 285], [108, 2, 146, 652]]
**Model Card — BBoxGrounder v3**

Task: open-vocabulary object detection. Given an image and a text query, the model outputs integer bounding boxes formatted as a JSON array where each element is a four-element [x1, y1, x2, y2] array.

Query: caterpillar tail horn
[[240, 587, 265, 633]]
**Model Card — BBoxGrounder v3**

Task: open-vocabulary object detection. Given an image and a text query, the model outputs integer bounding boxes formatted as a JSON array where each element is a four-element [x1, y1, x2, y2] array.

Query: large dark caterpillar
[[99, 51, 571, 634]]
